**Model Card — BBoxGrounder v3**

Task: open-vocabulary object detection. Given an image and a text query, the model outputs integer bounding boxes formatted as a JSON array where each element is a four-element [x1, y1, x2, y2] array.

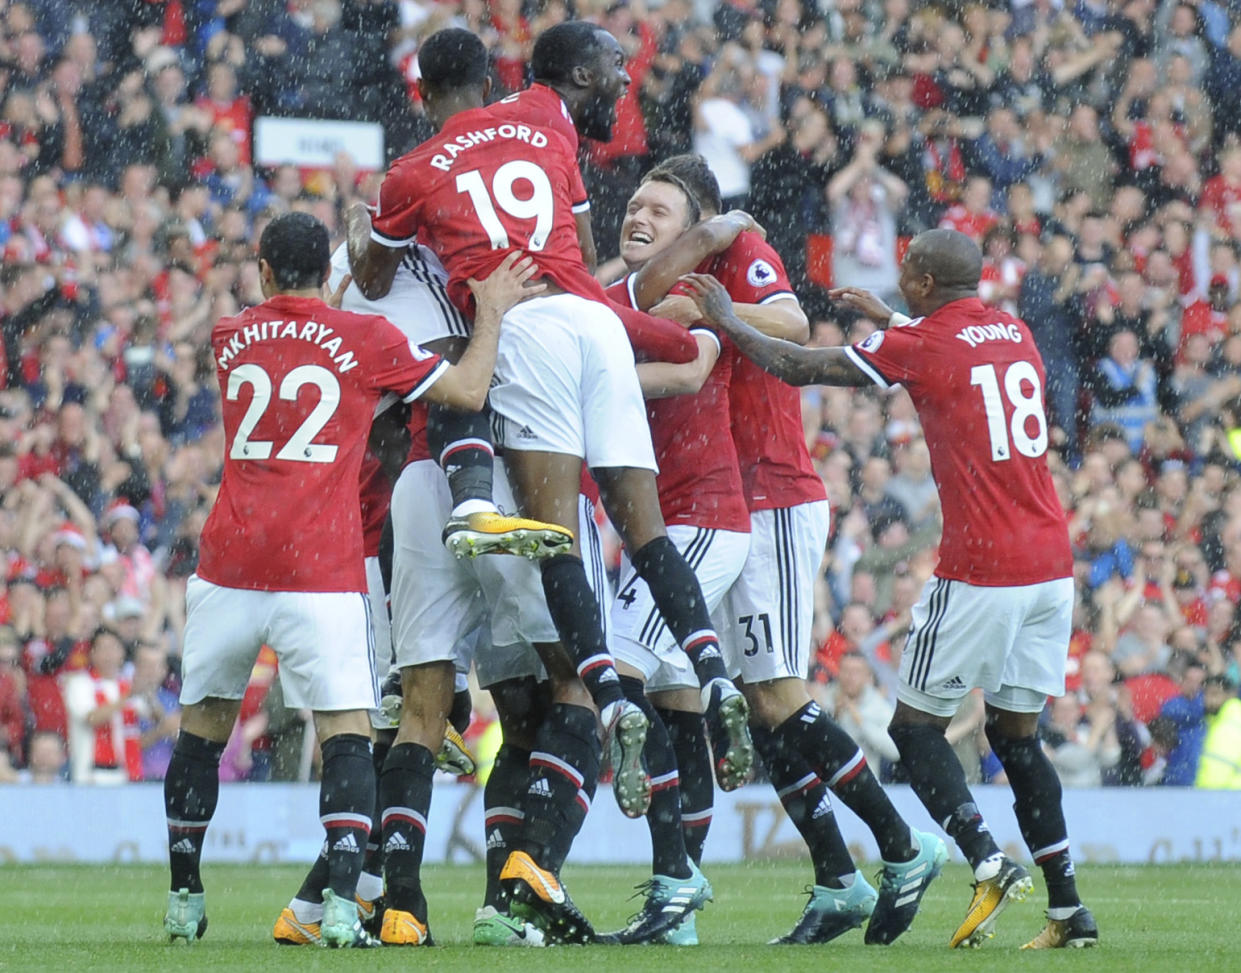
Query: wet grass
[[0, 861, 1235, 971]]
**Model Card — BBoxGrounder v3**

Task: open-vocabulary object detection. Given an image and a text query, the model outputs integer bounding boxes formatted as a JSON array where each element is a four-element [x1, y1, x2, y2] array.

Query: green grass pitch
[[0, 862, 1235, 971]]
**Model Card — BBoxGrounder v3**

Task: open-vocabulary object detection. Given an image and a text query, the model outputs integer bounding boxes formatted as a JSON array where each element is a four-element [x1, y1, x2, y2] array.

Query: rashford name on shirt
[[428, 124, 550, 172], [216, 319, 362, 374]]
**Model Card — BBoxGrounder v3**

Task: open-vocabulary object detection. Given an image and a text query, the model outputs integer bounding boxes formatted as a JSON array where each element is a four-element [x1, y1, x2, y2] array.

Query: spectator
[[15, 728, 68, 783], [1042, 693, 1120, 788], [1091, 329, 1160, 454], [814, 651, 898, 773], [1159, 659, 1208, 785], [0, 625, 27, 768], [62, 627, 140, 785], [129, 642, 179, 781], [1195, 674, 1241, 788]]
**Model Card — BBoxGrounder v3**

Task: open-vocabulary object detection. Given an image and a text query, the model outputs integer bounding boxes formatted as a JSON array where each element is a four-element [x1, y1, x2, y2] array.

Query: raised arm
[[629, 211, 764, 310], [346, 202, 405, 301], [681, 274, 871, 388]]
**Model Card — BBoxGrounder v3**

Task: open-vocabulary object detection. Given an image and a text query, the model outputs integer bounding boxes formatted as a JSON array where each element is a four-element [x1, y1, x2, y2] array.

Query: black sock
[[781, 702, 915, 862], [622, 677, 690, 878], [483, 743, 531, 909], [540, 554, 624, 710], [429, 404, 494, 509], [522, 702, 601, 872], [319, 734, 374, 899], [449, 689, 472, 735], [890, 721, 999, 870], [165, 731, 225, 893], [629, 537, 730, 687], [753, 724, 854, 887], [987, 728, 1080, 908], [380, 742, 436, 920], [658, 707, 713, 865], [364, 737, 392, 882]]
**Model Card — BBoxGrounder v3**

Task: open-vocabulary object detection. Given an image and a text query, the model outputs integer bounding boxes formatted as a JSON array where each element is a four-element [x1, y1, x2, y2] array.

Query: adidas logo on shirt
[[332, 832, 360, 853], [528, 777, 552, 798], [169, 838, 197, 855], [384, 832, 410, 853]]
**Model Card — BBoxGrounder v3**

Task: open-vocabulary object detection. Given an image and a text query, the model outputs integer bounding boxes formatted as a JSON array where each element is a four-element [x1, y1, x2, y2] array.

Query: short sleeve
[[361, 315, 448, 401], [711, 235, 797, 306], [844, 323, 923, 390], [371, 164, 422, 248]]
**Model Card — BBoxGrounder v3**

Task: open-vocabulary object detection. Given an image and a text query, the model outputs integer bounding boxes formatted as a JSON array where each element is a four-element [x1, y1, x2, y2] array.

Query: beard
[[578, 90, 618, 142]]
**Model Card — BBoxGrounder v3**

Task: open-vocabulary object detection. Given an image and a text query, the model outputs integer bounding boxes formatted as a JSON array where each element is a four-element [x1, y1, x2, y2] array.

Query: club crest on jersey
[[859, 330, 885, 353], [746, 259, 776, 287]]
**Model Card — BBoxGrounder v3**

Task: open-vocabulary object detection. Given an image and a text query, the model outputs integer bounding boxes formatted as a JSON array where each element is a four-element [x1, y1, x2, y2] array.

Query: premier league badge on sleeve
[[859, 330, 885, 352], [746, 259, 776, 287]]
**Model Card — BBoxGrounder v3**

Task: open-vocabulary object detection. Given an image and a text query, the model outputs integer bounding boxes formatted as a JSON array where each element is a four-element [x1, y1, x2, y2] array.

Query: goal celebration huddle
[[161, 20, 1096, 953]]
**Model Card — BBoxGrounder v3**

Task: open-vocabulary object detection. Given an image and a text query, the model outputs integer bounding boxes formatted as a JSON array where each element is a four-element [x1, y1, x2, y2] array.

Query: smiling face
[[619, 179, 695, 270]]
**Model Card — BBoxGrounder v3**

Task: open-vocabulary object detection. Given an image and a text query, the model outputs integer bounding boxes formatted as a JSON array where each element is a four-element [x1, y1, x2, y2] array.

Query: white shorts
[[365, 554, 398, 730], [388, 459, 611, 687], [328, 242, 469, 416], [722, 501, 830, 685], [489, 294, 657, 471], [898, 575, 1074, 717], [180, 575, 378, 711], [612, 525, 750, 688]]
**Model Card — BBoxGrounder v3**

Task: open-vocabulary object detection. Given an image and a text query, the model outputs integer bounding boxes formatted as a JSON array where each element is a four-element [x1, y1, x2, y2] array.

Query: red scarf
[[93, 673, 142, 781]]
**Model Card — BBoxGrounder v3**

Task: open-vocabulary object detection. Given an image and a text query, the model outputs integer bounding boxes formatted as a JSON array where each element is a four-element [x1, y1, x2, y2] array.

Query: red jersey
[[607, 279, 750, 532], [493, 84, 580, 152], [1200, 174, 1241, 237], [717, 234, 826, 511], [198, 295, 446, 592], [359, 451, 391, 559], [372, 107, 590, 315], [847, 297, 1072, 586]]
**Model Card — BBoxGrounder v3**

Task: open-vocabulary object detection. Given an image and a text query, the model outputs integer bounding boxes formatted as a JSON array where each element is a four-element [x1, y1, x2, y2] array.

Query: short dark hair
[[258, 212, 329, 290], [1205, 673, 1238, 692], [644, 154, 723, 220], [532, 21, 609, 86], [418, 28, 488, 93]]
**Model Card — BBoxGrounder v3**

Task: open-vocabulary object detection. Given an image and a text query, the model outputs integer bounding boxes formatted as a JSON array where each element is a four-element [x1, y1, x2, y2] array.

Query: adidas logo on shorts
[[518, 424, 536, 439], [332, 832, 360, 853], [942, 676, 967, 691], [384, 832, 410, 853]]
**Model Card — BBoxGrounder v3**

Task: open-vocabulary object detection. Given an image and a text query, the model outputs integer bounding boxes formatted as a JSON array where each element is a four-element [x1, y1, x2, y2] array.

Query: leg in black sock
[[752, 724, 854, 887], [986, 726, 1080, 909], [629, 537, 729, 687], [165, 731, 225, 893], [448, 689, 472, 735], [319, 734, 375, 899], [780, 701, 915, 862], [621, 678, 690, 878], [521, 702, 602, 872], [428, 405, 495, 511], [658, 707, 713, 865], [889, 721, 999, 870], [483, 743, 532, 909], [540, 555, 625, 712], [380, 742, 436, 921]]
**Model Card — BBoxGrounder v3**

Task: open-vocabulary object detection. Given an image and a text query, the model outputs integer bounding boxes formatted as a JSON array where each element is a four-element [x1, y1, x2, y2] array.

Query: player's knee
[[742, 677, 807, 729]]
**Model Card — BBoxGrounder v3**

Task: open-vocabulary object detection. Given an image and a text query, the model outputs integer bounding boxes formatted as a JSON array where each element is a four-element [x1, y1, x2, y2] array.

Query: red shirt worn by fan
[[712, 233, 827, 512], [847, 297, 1072, 587], [197, 295, 446, 593]]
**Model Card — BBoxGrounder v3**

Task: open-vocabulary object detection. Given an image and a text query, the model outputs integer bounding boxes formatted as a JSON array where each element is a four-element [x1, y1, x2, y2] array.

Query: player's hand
[[650, 294, 701, 326], [324, 274, 351, 308], [467, 251, 545, 318], [722, 209, 766, 240], [678, 273, 735, 328], [828, 287, 895, 324]]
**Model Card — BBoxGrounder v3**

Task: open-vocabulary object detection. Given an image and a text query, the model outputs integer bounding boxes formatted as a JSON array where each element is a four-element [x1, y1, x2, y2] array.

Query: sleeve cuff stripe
[[626, 274, 640, 309], [402, 359, 451, 402], [571, 201, 591, 213], [371, 228, 416, 248], [844, 346, 892, 389], [690, 328, 721, 354], [758, 291, 797, 305]]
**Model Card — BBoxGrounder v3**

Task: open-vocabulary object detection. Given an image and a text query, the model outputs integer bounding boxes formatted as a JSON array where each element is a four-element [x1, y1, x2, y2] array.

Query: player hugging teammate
[[162, 17, 1095, 955]]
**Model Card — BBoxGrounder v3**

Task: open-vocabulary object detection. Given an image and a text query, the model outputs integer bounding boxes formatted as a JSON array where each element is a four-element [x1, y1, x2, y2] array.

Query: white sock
[[1047, 905, 1080, 921], [973, 852, 1004, 883], [452, 499, 497, 518], [356, 871, 384, 902], [600, 700, 621, 729], [290, 897, 323, 923]]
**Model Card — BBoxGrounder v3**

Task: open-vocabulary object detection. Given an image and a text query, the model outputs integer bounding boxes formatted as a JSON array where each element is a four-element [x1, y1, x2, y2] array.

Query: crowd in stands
[[1, 0, 1240, 791]]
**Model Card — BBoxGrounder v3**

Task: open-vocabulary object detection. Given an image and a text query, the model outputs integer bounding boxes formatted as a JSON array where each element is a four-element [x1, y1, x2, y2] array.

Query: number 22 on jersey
[[227, 363, 340, 463], [456, 160, 553, 251], [970, 361, 1048, 462]]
